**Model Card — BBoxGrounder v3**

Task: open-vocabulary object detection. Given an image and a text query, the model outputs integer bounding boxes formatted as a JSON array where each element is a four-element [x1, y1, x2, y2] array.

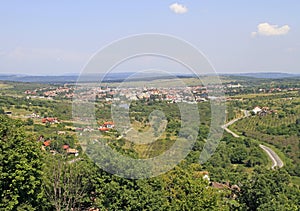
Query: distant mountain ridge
[[0, 72, 299, 83], [0, 72, 138, 83], [225, 72, 300, 79], [0, 72, 185, 83]]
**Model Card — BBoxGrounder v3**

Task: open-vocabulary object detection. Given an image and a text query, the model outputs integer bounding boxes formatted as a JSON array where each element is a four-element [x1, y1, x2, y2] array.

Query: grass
[[0, 83, 13, 89], [87, 75, 232, 88], [230, 90, 299, 99]]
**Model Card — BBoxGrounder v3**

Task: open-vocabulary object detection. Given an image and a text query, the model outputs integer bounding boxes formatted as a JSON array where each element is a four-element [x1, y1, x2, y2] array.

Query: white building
[[252, 106, 262, 114]]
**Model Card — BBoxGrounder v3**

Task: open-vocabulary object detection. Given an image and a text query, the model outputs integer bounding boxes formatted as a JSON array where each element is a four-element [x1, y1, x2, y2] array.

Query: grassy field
[[0, 83, 13, 89], [82, 75, 232, 88], [230, 91, 299, 99]]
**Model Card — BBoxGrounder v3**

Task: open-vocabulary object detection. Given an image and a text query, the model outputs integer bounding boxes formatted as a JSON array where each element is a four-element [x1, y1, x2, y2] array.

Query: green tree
[[238, 167, 299, 210], [26, 118, 34, 126], [229, 145, 248, 164], [92, 163, 230, 210], [0, 115, 44, 210], [159, 164, 230, 210], [43, 155, 94, 211]]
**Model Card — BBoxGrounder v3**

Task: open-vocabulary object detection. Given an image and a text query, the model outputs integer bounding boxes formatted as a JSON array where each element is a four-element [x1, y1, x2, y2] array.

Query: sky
[[0, 1, 299, 75]]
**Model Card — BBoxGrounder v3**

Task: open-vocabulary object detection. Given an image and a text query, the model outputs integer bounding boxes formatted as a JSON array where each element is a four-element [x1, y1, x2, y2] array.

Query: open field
[[0, 83, 13, 89]]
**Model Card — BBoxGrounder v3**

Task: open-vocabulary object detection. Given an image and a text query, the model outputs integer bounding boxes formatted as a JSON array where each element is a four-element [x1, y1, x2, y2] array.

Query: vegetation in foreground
[[0, 76, 300, 210]]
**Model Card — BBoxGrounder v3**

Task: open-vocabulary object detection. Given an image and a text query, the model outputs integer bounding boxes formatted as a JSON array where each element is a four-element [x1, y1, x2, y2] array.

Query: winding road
[[222, 110, 249, 138], [259, 144, 284, 169], [222, 110, 284, 169]]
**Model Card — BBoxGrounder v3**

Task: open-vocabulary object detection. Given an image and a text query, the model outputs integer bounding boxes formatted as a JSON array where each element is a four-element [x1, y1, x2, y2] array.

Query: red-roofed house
[[43, 140, 51, 147], [99, 121, 115, 131], [42, 117, 59, 124], [62, 144, 70, 150]]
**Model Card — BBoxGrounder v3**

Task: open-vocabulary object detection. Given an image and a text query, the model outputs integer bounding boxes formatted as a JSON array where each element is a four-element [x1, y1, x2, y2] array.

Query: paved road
[[259, 144, 284, 169], [222, 110, 249, 138], [222, 110, 284, 169]]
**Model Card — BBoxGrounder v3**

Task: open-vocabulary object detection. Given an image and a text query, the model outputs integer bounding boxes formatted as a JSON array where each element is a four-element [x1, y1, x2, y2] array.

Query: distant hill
[[0, 72, 299, 83], [0, 74, 77, 83], [0, 72, 188, 83], [225, 72, 300, 79], [0, 73, 135, 83]]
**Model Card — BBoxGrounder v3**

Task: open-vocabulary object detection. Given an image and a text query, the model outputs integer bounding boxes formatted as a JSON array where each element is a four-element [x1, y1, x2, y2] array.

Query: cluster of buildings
[[74, 121, 115, 133], [25, 85, 73, 99], [43, 86, 73, 98], [226, 83, 242, 88], [41, 117, 59, 124], [73, 85, 225, 103], [99, 121, 115, 131], [24, 83, 227, 103], [38, 135, 79, 156], [258, 87, 300, 93], [24, 90, 37, 95], [252, 106, 277, 116], [24, 81, 300, 102], [25, 112, 40, 118], [194, 171, 240, 199]]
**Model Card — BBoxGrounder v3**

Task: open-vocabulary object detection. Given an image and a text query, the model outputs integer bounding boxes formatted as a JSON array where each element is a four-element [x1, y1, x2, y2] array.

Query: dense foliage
[[0, 115, 44, 210]]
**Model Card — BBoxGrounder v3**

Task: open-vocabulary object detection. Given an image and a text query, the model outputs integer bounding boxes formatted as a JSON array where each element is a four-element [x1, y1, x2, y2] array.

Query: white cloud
[[169, 3, 188, 14], [252, 22, 290, 37]]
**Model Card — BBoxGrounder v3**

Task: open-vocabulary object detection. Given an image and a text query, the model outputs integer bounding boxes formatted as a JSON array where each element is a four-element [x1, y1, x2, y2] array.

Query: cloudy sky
[[0, 1, 299, 75]]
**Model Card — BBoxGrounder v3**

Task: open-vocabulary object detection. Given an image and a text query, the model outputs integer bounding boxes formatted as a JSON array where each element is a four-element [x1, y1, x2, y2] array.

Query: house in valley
[[42, 117, 59, 124], [252, 106, 262, 114], [99, 121, 115, 131]]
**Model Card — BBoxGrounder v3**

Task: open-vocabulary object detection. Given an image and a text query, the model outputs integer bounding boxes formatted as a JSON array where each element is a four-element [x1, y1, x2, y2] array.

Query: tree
[[230, 145, 248, 164], [159, 164, 230, 210], [43, 155, 93, 211], [26, 118, 34, 126], [94, 173, 167, 210], [0, 115, 44, 210], [238, 167, 299, 210], [91, 163, 231, 210]]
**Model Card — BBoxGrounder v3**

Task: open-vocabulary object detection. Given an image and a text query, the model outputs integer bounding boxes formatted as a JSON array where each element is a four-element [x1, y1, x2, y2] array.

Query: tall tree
[[43, 155, 93, 211], [159, 163, 230, 210], [0, 115, 44, 210]]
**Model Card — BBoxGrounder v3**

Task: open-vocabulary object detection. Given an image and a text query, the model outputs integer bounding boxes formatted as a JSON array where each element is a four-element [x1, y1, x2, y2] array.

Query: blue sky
[[0, 1, 299, 75]]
